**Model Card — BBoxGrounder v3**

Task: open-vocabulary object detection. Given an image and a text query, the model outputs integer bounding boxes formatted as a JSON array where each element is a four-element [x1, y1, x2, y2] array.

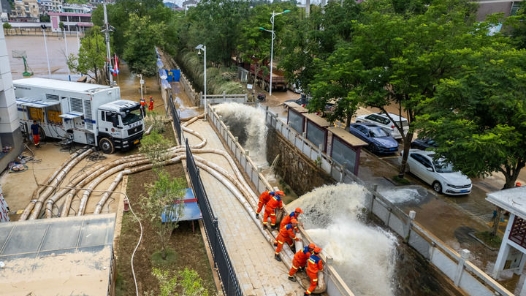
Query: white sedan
[[400, 149, 472, 196]]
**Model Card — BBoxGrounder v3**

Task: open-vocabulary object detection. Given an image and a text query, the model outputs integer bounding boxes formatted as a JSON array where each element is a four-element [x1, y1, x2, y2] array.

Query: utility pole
[[102, 3, 114, 86]]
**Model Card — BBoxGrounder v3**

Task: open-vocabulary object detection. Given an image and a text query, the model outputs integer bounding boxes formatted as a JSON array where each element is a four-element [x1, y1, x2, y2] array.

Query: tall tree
[[307, 0, 493, 178], [417, 46, 526, 189], [123, 14, 167, 75], [66, 26, 106, 82]]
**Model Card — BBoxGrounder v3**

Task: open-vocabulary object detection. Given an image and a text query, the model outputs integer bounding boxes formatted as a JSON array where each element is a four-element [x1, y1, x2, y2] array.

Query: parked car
[[400, 149, 472, 196], [285, 93, 310, 107], [348, 123, 399, 154], [411, 137, 438, 150], [355, 112, 409, 140]]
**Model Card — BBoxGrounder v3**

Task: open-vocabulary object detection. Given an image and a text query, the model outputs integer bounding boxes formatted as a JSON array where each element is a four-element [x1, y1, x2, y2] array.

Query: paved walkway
[[183, 119, 304, 296]]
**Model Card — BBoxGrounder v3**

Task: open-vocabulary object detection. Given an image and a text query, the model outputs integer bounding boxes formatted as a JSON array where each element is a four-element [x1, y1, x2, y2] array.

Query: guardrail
[[199, 93, 248, 106]]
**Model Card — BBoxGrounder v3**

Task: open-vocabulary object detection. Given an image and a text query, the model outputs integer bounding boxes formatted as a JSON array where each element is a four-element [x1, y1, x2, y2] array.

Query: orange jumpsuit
[[306, 254, 323, 294], [264, 195, 283, 227], [274, 224, 298, 254], [140, 98, 146, 117], [288, 246, 311, 276], [280, 211, 300, 230], [148, 98, 154, 111], [256, 191, 273, 214]]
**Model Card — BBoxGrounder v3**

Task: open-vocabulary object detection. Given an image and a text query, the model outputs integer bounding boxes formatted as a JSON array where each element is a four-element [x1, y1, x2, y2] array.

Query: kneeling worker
[[256, 189, 274, 219], [305, 247, 323, 295], [280, 207, 303, 229], [264, 190, 284, 229], [288, 243, 316, 282], [274, 218, 299, 262]]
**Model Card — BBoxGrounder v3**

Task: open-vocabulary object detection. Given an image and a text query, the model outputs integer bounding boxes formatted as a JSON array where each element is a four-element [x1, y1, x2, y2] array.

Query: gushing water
[[288, 183, 398, 296], [214, 103, 268, 164]]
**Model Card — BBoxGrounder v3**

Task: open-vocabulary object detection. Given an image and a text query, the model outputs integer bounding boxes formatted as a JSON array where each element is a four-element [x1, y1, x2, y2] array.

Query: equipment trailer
[[14, 78, 144, 154]]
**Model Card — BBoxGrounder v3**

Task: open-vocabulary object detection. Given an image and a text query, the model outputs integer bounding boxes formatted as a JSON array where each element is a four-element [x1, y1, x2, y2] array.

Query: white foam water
[[288, 183, 397, 296], [378, 187, 425, 204], [214, 102, 268, 164]]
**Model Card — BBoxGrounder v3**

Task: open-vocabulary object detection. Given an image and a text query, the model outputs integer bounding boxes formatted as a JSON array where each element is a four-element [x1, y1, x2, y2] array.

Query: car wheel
[[432, 181, 442, 193], [369, 143, 380, 154], [99, 138, 115, 154]]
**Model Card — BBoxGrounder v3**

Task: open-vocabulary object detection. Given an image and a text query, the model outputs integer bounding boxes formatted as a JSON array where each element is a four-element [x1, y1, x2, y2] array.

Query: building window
[[511, 2, 521, 16]]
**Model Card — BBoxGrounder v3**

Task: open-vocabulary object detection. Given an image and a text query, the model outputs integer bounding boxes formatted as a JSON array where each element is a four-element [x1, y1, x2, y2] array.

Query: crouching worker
[[288, 243, 316, 282], [305, 247, 323, 295], [274, 218, 299, 262], [280, 207, 303, 229], [263, 190, 284, 229], [256, 190, 274, 219]]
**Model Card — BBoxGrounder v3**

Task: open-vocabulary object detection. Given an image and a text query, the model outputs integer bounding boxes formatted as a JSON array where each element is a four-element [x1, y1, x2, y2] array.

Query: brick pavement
[[184, 119, 304, 296]]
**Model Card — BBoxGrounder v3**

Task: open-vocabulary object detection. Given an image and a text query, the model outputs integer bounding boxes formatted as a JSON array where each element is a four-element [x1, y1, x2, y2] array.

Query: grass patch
[[151, 248, 177, 267], [392, 175, 411, 185], [474, 231, 502, 249]]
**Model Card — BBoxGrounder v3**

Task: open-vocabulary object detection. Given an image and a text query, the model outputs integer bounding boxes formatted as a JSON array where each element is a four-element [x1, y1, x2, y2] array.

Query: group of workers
[[256, 189, 324, 296], [139, 96, 155, 117]]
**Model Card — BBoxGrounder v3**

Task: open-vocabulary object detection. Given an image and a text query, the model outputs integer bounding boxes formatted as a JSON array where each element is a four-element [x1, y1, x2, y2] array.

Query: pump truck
[[14, 78, 144, 154]]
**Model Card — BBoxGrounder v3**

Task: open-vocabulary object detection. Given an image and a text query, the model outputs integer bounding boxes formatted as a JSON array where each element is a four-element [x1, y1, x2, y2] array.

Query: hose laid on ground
[[23, 148, 94, 220]]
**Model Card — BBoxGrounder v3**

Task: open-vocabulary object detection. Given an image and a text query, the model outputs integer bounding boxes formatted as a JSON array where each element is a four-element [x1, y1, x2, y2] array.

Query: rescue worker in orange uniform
[[274, 218, 299, 262], [280, 207, 303, 230], [263, 190, 284, 229], [255, 190, 274, 219], [305, 247, 323, 295], [139, 97, 146, 117], [288, 243, 316, 282], [148, 96, 154, 111]]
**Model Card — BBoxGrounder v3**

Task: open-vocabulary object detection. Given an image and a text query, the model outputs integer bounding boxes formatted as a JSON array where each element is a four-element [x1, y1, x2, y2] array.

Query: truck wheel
[[99, 138, 115, 154], [38, 126, 46, 141]]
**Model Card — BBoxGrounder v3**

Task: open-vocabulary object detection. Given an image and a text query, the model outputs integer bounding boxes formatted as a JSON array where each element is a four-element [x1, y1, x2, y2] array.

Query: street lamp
[[259, 9, 290, 97], [41, 24, 51, 78], [195, 44, 207, 119]]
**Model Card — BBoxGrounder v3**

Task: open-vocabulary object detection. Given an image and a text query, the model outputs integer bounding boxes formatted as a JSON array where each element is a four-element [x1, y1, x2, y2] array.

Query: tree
[[139, 131, 183, 260], [67, 26, 106, 82], [417, 47, 526, 190], [307, 0, 494, 178], [141, 171, 186, 260], [123, 14, 167, 75], [150, 267, 209, 296], [3, 22, 12, 36]]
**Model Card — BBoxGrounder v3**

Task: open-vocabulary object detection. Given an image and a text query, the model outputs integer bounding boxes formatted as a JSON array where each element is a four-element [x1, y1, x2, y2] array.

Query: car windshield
[[369, 127, 389, 137], [121, 109, 142, 125], [433, 159, 456, 173]]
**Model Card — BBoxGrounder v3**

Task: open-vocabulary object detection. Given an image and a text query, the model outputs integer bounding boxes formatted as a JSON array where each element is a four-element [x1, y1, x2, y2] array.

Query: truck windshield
[[121, 109, 142, 125]]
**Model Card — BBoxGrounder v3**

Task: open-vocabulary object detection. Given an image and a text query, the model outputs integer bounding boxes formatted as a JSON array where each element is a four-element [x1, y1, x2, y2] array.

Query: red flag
[[113, 54, 119, 76]]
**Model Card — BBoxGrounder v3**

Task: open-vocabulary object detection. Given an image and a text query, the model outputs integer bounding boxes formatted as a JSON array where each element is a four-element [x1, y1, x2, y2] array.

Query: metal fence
[[184, 137, 241, 296], [167, 96, 241, 295]]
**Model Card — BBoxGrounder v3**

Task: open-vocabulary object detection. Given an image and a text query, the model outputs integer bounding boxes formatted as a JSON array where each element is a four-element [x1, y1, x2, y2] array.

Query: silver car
[[400, 149, 472, 196], [356, 112, 409, 140]]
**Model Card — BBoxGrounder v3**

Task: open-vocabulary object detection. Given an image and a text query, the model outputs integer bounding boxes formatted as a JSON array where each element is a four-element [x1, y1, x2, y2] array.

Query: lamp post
[[259, 9, 290, 97], [41, 24, 51, 78], [195, 44, 207, 119]]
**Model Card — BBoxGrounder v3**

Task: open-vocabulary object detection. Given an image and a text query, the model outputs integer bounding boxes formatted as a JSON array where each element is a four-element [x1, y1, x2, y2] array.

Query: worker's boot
[[288, 276, 296, 282], [273, 241, 277, 246], [255, 213, 259, 219], [274, 254, 281, 261], [271, 225, 277, 230]]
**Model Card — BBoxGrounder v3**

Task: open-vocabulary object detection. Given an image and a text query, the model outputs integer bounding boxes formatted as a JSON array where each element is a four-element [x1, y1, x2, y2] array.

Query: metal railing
[[168, 95, 241, 295], [184, 138, 241, 296]]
